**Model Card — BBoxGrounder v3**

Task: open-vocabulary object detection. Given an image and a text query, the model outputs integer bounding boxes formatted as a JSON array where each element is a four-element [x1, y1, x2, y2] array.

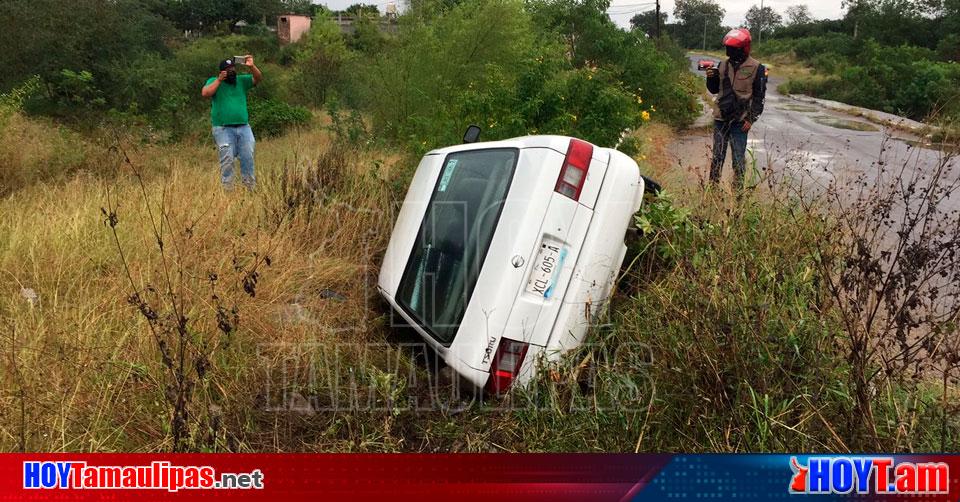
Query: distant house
[[277, 14, 311, 44]]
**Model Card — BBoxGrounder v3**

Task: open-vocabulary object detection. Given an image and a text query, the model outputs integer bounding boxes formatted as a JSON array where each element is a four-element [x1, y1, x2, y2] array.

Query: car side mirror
[[462, 125, 481, 144]]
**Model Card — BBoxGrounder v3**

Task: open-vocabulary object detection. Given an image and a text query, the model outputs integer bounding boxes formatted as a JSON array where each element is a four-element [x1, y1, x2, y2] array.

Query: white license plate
[[526, 240, 565, 298]]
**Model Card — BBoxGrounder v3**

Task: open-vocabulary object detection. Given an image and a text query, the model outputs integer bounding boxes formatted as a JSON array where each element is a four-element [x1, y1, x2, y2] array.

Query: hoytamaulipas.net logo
[[789, 456, 948, 495], [23, 461, 264, 492]]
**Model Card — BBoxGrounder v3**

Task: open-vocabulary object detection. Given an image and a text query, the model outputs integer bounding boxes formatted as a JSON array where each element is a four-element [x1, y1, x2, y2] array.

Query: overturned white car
[[378, 133, 647, 394]]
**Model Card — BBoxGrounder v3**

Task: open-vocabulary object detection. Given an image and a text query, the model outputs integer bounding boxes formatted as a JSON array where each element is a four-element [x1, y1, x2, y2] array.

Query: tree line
[[630, 0, 960, 57]]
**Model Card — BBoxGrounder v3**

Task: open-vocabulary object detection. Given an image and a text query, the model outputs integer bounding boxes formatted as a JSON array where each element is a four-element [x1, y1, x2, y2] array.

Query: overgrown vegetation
[[751, 0, 960, 130], [764, 35, 960, 125]]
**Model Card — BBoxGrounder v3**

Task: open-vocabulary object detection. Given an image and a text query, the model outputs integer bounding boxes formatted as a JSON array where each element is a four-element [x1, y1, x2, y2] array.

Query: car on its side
[[378, 134, 647, 395]]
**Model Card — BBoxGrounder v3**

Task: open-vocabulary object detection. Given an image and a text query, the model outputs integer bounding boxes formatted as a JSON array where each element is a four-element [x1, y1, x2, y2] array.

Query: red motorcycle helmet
[[722, 28, 752, 55]]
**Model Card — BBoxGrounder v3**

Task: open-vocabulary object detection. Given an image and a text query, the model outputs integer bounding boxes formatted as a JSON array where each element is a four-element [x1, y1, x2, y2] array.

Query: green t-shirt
[[205, 74, 254, 126]]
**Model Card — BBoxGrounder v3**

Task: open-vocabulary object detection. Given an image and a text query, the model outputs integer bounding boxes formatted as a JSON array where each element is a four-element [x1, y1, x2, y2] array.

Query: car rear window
[[396, 148, 519, 345]]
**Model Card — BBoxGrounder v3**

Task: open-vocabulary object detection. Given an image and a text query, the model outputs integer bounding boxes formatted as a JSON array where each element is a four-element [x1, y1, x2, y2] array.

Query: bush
[[769, 35, 960, 121], [790, 33, 858, 62], [288, 17, 353, 107], [0, 0, 173, 93], [352, 0, 546, 150], [613, 192, 852, 451], [937, 34, 960, 62], [351, 0, 692, 152], [248, 98, 312, 137]]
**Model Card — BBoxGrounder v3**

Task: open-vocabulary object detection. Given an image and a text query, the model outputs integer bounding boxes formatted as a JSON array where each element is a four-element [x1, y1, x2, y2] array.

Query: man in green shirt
[[201, 55, 263, 189]]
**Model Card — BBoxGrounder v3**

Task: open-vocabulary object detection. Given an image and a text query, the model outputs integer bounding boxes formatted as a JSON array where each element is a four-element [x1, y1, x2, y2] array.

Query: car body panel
[[378, 136, 644, 391]]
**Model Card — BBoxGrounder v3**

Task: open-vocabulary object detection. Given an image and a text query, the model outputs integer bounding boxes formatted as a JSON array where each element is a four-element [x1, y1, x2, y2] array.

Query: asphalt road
[[684, 54, 957, 202]]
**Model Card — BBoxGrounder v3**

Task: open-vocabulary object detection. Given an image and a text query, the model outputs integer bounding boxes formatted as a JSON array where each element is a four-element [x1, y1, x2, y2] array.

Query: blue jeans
[[710, 120, 748, 188], [212, 125, 256, 189]]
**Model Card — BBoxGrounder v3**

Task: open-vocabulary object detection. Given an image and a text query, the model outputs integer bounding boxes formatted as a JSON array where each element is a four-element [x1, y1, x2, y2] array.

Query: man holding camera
[[201, 55, 262, 189], [705, 28, 767, 189]]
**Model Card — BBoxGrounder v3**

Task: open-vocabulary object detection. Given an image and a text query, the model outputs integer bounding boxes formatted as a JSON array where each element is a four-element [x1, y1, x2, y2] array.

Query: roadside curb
[[784, 93, 938, 139]]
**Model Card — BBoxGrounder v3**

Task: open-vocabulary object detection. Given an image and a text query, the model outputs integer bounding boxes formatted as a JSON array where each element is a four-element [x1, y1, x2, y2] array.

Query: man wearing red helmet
[[705, 28, 767, 189]]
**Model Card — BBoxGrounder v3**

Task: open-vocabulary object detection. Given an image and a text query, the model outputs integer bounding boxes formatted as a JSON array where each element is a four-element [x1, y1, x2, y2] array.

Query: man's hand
[[742, 120, 752, 132], [244, 55, 255, 67], [203, 72, 225, 97], [247, 54, 263, 86], [706, 67, 719, 78]]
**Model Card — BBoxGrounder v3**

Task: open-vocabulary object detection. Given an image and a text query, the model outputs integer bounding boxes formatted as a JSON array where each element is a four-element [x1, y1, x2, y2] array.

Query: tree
[[0, 0, 173, 92], [345, 3, 381, 16], [842, 0, 937, 46], [158, 0, 284, 32], [785, 4, 813, 25], [744, 4, 782, 41], [672, 0, 725, 49], [630, 10, 668, 38], [528, 0, 627, 67], [280, 0, 315, 15], [842, 0, 875, 38], [674, 0, 724, 26]]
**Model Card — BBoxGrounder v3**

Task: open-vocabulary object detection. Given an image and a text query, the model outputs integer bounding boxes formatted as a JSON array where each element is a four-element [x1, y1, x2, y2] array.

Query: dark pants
[[710, 120, 748, 188]]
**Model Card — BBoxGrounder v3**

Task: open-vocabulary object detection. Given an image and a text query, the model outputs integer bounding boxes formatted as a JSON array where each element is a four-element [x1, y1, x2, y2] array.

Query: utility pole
[[655, 0, 661, 40], [757, 0, 764, 45], [703, 16, 707, 51]]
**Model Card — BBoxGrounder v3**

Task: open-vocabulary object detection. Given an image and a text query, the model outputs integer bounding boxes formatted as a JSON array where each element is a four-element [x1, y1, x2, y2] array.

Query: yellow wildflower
[[641, 111, 651, 121]]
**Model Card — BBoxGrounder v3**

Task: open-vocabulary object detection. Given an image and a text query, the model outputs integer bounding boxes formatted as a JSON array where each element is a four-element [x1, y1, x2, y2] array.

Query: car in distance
[[378, 135, 646, 395], [697, 59, 716, 71]]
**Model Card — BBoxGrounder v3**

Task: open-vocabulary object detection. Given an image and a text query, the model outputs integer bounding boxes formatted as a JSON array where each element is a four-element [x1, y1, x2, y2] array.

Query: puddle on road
[[812, 115, 879, 132], [777, 104, 819, 113], [897, 138, 960, 153]]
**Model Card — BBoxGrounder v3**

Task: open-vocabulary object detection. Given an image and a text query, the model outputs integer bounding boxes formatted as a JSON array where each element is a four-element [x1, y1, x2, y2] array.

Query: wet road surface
[[683, 54, 957, 205]]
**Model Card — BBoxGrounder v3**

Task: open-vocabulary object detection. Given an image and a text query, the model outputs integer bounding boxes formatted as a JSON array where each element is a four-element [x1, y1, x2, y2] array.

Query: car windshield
[[396, 148, 519, 345]]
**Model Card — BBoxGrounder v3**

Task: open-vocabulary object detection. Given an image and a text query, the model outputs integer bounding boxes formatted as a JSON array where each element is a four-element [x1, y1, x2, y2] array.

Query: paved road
[[684, 54, 956, 200]]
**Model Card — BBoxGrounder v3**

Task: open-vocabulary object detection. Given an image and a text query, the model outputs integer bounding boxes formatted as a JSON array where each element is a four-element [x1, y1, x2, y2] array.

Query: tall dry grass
[[0, 120, 413, 451], [2, 111, 957, 453]]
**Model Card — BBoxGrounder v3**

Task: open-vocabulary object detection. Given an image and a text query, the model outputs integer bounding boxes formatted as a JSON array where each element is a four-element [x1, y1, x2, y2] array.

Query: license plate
[[526, 240, 566, 298]]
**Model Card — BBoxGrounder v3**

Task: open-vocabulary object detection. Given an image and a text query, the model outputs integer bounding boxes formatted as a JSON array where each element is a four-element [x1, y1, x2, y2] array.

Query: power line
[[606, 2, 658, 17], [608, 1, 658, 7], [607, 5, 658, 15], [607, 1, 657, 11]]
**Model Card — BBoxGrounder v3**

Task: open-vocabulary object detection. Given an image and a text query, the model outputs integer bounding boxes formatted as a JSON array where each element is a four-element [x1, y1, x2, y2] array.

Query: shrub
[[248, 98, 312, 137], [791, 33, 857, 61], [289, 17, 353, 107], [773, 35, 960, 121], [351, 0, 693, 151], [615, 191, 852, 451], [353, 0, 544, 150], [937, 34, 960, 62]]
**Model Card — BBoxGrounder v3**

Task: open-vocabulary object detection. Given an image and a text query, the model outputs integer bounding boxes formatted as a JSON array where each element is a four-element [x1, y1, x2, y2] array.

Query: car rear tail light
[[555, 139, 593, 201], [484, 338, 530, 396]]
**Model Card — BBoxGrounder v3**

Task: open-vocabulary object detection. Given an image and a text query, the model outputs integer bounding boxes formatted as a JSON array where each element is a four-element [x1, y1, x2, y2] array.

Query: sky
[[607, 0, 845, 28], [313, 0, 846, 29]]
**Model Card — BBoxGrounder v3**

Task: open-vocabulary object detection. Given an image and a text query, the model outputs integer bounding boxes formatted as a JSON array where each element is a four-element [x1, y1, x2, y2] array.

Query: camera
[[232, 55, 247, 66]]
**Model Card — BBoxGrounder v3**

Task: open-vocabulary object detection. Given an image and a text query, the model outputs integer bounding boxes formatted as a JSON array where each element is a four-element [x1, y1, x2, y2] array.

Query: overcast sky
[[313, 1, 846, 29], [608, 0, 845, 27]]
